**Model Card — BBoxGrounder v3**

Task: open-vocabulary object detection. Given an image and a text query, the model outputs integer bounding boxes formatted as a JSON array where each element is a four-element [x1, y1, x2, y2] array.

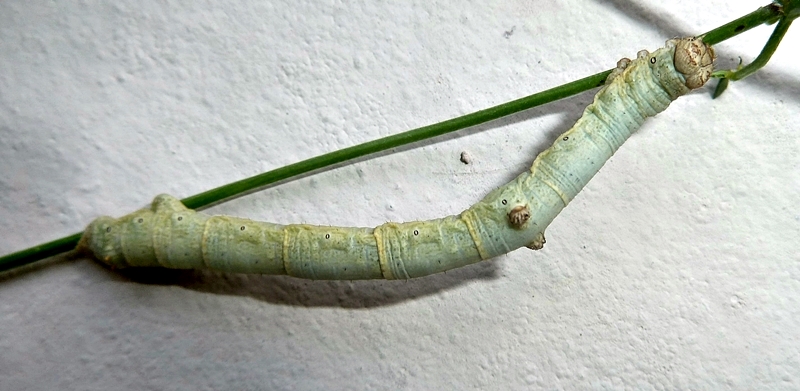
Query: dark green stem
[[717, 17, 793, 81], [713, 15, 794, 97], [700, 3, 782, 45], [180, 72, 610, 210], [0, 3, 791, 273]]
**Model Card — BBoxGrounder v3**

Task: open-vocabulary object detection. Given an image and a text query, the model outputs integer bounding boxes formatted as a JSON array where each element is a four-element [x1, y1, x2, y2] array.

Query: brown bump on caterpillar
[[525, 232, 546, 250], [507, 205, 531, 228], [605, 57, 631, 85], [673, 37, 715, 89]]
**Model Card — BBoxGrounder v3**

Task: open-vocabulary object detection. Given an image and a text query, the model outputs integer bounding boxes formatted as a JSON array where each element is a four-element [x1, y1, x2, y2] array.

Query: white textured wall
[[2, 1, 799, 389]]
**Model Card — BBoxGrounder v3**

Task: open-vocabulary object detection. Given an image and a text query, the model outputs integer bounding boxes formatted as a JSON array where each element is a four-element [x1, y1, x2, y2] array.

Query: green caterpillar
[[78, 37, 715, 280]]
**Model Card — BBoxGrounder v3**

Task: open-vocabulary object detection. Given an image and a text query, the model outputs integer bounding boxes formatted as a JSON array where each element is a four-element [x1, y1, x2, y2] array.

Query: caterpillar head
[[671, 37, 715, 89]]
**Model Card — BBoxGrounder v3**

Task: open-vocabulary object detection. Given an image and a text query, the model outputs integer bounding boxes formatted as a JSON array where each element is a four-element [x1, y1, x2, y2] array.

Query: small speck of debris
[[460, 151, 472, 164], [503, 26, 516, 39]]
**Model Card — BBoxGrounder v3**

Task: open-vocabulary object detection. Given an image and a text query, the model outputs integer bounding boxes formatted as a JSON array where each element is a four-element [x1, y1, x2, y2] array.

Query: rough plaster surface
[[1, 1, 799, 389]]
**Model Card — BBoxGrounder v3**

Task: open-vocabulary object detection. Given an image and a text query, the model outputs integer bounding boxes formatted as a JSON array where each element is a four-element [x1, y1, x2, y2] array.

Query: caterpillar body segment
[[78, 37, 714, 279]]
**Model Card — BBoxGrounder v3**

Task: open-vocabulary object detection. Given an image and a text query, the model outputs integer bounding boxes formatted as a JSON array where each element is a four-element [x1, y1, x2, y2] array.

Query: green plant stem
[[0, 3, 789, 273], [712, 16, 794, 97], [180, 72, 611, 210], [719, 17, 793, 81], [700, 3, 782, 45], [708, 1, 799, 98]]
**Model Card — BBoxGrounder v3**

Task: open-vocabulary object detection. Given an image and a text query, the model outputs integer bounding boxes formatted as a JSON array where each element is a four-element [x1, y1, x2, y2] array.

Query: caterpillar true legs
[[78, 37, 715, 280]]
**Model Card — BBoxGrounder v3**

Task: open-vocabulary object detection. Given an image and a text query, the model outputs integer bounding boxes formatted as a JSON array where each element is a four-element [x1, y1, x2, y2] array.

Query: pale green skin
[[79, 38, 708, 280]]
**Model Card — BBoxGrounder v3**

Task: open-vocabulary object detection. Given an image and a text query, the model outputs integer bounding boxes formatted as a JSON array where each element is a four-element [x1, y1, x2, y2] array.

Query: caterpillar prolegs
[[78, 37, 715, 280]]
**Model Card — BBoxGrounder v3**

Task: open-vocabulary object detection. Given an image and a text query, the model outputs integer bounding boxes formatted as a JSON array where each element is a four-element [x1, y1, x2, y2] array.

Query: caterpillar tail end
[[75, 222, 93, 256], [77, 215, 129, 269]]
